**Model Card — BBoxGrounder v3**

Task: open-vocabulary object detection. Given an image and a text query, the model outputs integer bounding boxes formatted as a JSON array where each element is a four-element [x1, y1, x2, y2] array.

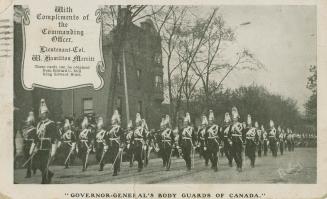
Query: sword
[[22, 151, 37, 168], [98, 147, 107, 167], [167, 146, 174, 169], [111, 150, 122, 171], [84, 148, 91, 169], [192, 147, 195, 168], [64, 148, 74, 166]]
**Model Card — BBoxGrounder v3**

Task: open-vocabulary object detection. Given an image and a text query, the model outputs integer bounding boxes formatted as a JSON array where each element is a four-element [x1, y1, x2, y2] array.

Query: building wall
[[61, 18, 164, 129]]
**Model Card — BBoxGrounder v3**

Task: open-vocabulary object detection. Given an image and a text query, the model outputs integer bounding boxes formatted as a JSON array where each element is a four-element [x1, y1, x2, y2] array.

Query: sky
[[195, 5, 317, 112]]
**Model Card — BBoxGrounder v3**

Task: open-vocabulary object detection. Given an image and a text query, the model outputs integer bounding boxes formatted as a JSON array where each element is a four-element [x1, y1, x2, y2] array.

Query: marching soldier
[[61, 119, 77, 168], [34, 99, 59, 184], [157, 118, 166, 167], [268, 120, 277, 157], [279, 127, 286, 155], [262, 125, 268, 156], [197, 115, 209, 166], [254, 121, 262, 157], [205, 110, 220, 172], [178, 113, 196, 171], [125, 120, 134, 167], [105, 110, 125, 176], [290, 129, 295, 151], [230, 106, 243, 172], [222, 112, 233, 167], [22, 111, 37, 178], [95, 117, 107, 171], [78, 116, 94, 171], [159, 115, 175, 171], [131, 113, 147, 172], [244, 115, 256, 168], [142, 119, 152, 167]]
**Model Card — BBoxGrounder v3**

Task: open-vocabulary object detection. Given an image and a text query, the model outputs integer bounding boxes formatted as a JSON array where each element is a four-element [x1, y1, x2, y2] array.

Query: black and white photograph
[[11, 3, 318, 186]]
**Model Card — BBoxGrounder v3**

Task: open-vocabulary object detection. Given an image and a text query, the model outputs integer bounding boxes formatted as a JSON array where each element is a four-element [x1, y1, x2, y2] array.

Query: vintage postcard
[[0, 0, 326, 198]]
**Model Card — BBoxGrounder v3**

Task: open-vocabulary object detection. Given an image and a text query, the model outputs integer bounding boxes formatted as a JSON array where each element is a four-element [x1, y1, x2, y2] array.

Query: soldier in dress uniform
[[230, 106, 243, 172], [157, 117, 166, 167], [142, 119, 152, 167], [254, 121, 262, 157], [125, 120, 134, 167], [278, 127, 286, 155], [22, 111, 37, 178], [290, 129, 295, 151], [78, 116, 94, 171], [61, 119, 77, 168], [244, 115, 256, 168], [205, 110, 220, 172], [34, 99, 59, 184], [159, 115, 175, 171], [221, 112, 233, 167], [197, 115, 209, 166], [178, 113, 196, 171], [131, 113, 147, 172], [105, 110, 125, 176], [262, 125, 268, 156], [95, 117, 107, 171], [268, 120, 277, 157]]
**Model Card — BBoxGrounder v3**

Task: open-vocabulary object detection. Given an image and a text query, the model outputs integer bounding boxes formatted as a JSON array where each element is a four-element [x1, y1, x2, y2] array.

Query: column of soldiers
[[20, 98, 312, 184]]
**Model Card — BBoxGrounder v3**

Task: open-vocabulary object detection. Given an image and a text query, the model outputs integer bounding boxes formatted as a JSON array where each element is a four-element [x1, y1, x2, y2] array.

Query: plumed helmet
[[165, 115, 171, 128], [81, 116, 89, 129], [269, 120, 274, 128], [247, 114, 252, 126], [224, 112, 231, 123], [208, 110, 215, 122], [97, 117, 104, 129], [39, 98, 49, 114], [135, 112, 142, 126], [231, 106, 239, 121], [184, 112, 191, 124], [254, 121, 259, 128], [142, 119, 148, 130], [64, 119, 71, 130], [160, 118, 165, 129], [278, 125, 281, 131], [26, 111, 35, 124], [111, 110, 121, 125], [201, 115, 208, 125], [127, 120, 133, 129]]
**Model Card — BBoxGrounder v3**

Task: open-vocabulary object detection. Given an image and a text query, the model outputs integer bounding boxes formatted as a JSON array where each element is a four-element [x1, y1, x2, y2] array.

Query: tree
[[304, 65, 317, 133], [190, 12, 264, 110]]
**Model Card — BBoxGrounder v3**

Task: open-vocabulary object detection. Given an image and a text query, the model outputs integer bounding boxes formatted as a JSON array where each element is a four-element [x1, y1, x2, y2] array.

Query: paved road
[[14, 148, 316, 184]]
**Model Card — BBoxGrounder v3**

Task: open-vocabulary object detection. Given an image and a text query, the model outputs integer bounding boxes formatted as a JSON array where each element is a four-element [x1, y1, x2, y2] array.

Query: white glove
[[119, 148, 123, 152], [50, 143, 57, 157], [127, 144, 130, 149], [29, 143, 36, 155], [104, 145, 109, 151], [57, 141, 62, 148], [142, 145, 147, 150], [204, 147, 207, 151], [71, 142, 76, 151]]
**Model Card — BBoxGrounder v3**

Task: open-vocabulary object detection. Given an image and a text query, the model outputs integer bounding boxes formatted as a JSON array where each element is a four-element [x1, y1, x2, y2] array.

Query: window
[[83, 98, 93, 114], [155, 75, 163, 89], [137, 100, 143, 115], [116, 97, 123, 115], [136, 69, 141, 81], [117, 63, 122, 84]]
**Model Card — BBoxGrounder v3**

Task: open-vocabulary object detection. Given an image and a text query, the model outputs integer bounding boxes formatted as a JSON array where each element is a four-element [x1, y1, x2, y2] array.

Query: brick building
[[61, 9, 164, 128]]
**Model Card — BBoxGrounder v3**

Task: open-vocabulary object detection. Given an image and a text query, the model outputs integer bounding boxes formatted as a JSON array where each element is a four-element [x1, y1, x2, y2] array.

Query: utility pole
[[122, 48, 130, 125]]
